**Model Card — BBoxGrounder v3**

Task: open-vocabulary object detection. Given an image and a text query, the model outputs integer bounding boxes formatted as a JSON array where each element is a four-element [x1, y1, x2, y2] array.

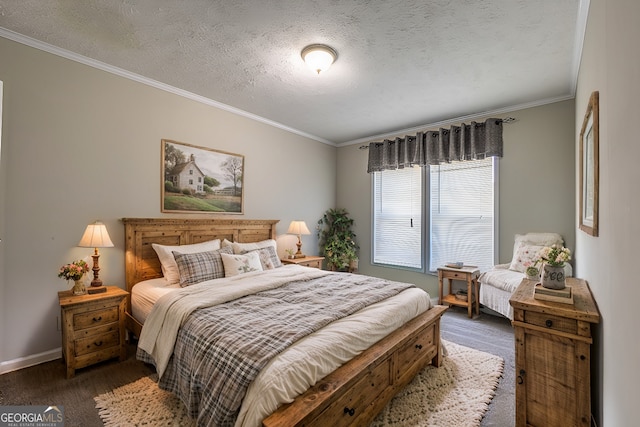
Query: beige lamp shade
[[287, 220, 311, 236], [288, 220, 311, 258], [78, 221, 114, 248], [78, 221, 113, 291]]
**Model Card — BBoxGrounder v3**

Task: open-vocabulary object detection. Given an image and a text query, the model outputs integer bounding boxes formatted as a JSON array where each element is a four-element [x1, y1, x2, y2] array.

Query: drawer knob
[[343, 407, 355, 416], [93, 316, 103, 322], [94, 341, 103, 347], [415, 344, 423, 350], [517, 375, 524, 384], [545, 319, 553, 328]]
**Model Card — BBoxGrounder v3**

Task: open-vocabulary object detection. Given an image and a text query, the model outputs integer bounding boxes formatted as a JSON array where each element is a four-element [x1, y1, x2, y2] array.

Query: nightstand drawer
[[74, 306, 119, 330], [524, 311, 578, 335], [75, 330, 120, 356]]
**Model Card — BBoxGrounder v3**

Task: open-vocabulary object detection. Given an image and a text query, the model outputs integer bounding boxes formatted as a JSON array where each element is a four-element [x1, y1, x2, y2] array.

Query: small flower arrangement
[[538, 244, 571, 267], [285, 248, 295, 259], [58, 259, 90, 281]]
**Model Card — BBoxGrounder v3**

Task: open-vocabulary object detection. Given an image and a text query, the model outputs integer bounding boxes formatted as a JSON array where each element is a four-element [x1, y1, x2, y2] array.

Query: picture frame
[[161, 139, 244, 214], [579, 91, 599, 236]]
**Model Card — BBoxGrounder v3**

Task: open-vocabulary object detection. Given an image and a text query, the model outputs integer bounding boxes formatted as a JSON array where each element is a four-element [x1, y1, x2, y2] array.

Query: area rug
[[94, 340, 503, 427]]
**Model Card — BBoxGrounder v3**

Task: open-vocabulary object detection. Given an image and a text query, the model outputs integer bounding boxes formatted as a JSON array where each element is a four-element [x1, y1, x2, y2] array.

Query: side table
[[58, 286, 128, 378], [438, 265, 480, 318], [280, 255, 325, 269]]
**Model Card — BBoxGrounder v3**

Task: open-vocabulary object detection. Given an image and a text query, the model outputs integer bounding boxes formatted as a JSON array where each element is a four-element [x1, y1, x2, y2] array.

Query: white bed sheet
[[131, 278, 180, 324], [132, 267, 432, 427]]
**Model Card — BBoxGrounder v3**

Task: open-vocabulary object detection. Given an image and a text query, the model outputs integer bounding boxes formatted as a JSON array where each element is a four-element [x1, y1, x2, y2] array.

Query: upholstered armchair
[[478, 232, 572, 319]]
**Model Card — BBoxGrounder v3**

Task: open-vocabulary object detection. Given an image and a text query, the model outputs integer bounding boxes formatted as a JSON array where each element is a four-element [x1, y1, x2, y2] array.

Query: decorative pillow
[[220, 252, 263, 277], [509, 243, 545, 273], [152, 239, 221, 285], [242, 246, 282, 270], [512, 233, 563, 256], [172, 246, 232, 287], [228, 239, 277, 255]]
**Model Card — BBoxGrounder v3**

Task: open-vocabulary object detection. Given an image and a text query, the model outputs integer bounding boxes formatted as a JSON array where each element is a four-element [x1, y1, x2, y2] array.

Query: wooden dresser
[[58, 286, 128, 378], [509, 278, 600, 427]]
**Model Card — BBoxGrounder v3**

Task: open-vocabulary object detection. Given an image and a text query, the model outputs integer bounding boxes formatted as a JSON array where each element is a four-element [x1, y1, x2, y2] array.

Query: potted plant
[[317, 208, 359, 271]]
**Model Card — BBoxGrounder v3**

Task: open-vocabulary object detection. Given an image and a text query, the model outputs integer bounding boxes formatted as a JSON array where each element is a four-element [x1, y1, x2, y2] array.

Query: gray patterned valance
[[367, 118, 504, 173]]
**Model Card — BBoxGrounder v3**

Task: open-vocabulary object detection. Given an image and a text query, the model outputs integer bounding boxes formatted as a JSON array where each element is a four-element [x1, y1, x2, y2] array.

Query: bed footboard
[[262, 304, 448, 427]]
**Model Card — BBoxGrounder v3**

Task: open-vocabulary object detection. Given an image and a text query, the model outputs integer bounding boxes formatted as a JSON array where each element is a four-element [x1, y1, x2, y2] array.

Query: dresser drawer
[[75, 330, 120, 356], [396, 326, 436, 381], [73, 306, 119, 330], [524, 311, 578, 335], [310, 359, 391, 427]]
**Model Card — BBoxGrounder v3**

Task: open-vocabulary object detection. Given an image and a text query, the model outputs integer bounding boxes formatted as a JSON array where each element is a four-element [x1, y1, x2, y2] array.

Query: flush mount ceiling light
[[301, 44, 337, 75]]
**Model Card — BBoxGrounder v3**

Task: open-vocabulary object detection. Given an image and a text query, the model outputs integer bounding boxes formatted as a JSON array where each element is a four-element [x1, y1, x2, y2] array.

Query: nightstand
[[281, 255, 325, 269], [437, 265, 480, 318], [57, 286, 128, 378]]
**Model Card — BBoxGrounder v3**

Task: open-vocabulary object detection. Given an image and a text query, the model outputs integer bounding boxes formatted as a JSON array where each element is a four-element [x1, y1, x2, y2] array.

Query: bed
[[122, 218, 447, 427]]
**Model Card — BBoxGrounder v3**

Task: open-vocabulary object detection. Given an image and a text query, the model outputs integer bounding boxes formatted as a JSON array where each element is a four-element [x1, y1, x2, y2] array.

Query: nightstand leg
[[467, 277, 473, 318]]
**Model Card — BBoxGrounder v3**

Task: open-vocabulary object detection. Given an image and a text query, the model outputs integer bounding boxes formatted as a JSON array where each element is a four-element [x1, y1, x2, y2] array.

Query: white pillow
[[226, 239, 277, 254], [512, 233, 563, 255], [152, 239, 221, 285], [509, 243, 545, 273], [220, 252, 263, 277], [509, 233, 564, 273]]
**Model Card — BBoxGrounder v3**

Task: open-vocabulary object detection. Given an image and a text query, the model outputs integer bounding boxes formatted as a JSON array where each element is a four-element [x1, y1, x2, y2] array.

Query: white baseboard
[[0, 348, 61, 375]]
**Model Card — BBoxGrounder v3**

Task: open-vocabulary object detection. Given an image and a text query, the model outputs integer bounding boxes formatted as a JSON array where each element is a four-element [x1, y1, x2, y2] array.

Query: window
[[429, 158, 495, 272], [372, 166, 423, 269], [189, 169, 194, 175], [372, 158, 496, 272]]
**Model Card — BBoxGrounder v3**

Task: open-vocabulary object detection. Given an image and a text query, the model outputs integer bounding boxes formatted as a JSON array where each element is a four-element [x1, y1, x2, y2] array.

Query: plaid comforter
[[138, 270, 414, 427]]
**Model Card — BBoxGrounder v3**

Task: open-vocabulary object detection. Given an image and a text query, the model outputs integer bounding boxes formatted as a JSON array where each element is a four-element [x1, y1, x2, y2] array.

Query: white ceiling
[[0, 0, 585, 145]]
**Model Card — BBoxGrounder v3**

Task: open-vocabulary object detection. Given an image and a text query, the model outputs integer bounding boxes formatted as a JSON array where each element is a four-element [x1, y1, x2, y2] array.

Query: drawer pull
[[343, 407, 355, 416], [93, 316, 103, 322], [517, 369, 526, 384], [94, 341, 103, 347], [415, 344, 423, 350], [545, 319, 553, 328]]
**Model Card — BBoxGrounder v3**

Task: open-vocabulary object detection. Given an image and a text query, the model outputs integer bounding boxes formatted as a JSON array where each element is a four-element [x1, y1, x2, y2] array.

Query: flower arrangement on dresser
[[58, 259, 90, 295], [537, 244, 571, 289]]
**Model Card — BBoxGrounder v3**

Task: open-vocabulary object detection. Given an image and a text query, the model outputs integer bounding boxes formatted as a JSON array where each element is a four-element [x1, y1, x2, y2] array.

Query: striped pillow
[[172, 246, 233, 287]]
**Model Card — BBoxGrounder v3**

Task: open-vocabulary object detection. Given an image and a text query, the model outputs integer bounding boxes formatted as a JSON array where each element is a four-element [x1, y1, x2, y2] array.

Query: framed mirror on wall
[[579, 91, 599, 237]]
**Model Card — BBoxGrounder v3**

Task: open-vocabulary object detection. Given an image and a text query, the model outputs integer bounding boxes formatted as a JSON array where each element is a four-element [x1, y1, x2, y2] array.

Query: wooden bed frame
[[121, 217, 447, 427]]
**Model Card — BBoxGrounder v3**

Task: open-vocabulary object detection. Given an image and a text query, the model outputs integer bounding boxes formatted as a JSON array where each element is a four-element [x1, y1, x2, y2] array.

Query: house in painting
[[168, 154, 206, 194]]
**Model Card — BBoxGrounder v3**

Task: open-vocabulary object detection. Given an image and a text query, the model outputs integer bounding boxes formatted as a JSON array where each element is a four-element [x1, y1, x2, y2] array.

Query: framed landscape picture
[[161, 139, 244, 214], [579, 91, 599, 236]]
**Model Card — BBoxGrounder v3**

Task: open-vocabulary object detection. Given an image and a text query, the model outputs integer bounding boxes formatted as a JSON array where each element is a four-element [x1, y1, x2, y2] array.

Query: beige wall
[[337, 100, 576, 297], [0, 37, 336, 366], [575, 0, 640, 425]]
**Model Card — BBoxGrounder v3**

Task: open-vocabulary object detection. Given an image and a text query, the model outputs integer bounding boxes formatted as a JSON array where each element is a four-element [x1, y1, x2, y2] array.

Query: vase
[[72, 278, 86, 296], [541, 264, 566, 289]]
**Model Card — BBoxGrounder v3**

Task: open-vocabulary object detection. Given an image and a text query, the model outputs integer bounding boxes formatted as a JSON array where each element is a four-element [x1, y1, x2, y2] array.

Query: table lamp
[[287, 220, 311, 258], [78, 221, 114, 294]]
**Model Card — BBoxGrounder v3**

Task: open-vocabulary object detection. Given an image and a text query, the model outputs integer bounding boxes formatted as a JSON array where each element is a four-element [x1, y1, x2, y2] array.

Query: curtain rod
[[358, 116, 517, 150]]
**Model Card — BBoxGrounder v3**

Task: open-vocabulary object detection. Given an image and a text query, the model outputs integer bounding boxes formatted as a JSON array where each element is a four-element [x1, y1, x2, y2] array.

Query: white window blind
[[429, 158, 495, 272], [372, 167, 422, 269]]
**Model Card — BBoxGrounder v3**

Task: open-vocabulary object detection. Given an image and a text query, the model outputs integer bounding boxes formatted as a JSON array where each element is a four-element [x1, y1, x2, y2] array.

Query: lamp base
[[87, 286, 107, 294], [294, 253, 306, 259]]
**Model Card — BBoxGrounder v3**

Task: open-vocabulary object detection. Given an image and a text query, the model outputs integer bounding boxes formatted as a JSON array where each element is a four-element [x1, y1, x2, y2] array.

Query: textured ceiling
[[0, 0, 584, 144]]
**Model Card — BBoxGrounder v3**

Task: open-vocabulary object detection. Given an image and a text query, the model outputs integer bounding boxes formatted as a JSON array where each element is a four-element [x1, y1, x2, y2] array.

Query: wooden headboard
[[121, 218, 278, 294]]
